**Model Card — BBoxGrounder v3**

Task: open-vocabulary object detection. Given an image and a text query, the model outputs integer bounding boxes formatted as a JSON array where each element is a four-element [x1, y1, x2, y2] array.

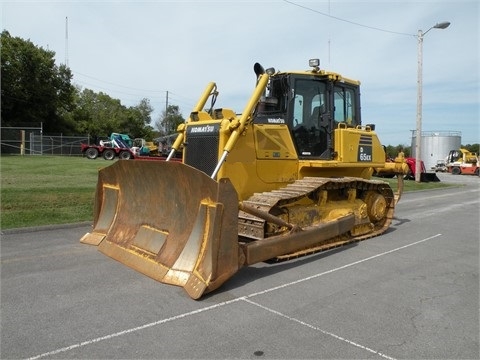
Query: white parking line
[[27, 233, 442, 360], [243, 298, 396, 360], [242, 233, 442, 298], [26, 299, 242, 360]]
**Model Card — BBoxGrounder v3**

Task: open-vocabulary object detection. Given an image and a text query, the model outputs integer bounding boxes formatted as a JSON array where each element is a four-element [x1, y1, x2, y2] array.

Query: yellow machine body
[[81, 60, 406, 299]]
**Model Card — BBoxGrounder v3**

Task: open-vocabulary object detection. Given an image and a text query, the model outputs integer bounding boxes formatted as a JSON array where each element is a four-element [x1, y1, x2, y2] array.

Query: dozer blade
[[80, 160, 240, 299]]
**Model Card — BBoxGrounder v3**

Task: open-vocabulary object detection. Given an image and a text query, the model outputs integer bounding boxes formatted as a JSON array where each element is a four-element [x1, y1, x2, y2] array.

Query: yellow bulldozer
[[80, 59, 407, 299]]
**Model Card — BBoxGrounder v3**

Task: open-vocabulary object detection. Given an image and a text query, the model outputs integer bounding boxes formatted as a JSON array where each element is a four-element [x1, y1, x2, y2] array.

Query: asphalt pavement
[[1, 172, 478, 359]]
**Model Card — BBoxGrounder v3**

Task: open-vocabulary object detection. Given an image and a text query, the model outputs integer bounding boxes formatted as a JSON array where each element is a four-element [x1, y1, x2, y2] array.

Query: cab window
[[293, 80, 326, 128], [334, 86, 357, 126]]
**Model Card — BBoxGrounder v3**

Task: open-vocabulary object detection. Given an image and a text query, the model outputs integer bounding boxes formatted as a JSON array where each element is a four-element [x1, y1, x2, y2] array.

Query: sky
[[1, 0, 479, 146]]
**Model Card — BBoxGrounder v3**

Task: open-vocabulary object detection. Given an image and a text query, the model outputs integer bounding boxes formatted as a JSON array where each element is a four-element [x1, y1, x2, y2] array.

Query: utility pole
[[414, 21, 450, 182], [166, 91, 169, 113], [165, 91, 169, 133]]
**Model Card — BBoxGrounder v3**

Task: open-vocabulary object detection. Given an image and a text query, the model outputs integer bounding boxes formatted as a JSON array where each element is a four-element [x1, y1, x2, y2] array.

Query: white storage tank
[[411, 131, 462, 170]]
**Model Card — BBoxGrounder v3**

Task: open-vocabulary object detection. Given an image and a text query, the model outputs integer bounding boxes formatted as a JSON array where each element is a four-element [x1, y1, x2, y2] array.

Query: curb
[[1, 221, 93, 235]]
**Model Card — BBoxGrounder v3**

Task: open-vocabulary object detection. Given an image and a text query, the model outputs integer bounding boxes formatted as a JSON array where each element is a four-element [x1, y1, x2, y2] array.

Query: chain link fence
[[1, 125, 90, 156]]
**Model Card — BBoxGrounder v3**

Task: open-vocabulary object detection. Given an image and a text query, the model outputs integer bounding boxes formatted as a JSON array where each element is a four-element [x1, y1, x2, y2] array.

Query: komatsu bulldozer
[[80, 59, 407, 299]]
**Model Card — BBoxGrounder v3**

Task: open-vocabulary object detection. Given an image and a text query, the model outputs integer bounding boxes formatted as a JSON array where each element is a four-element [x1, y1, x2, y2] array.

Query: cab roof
[[273, 69, 361, 86]]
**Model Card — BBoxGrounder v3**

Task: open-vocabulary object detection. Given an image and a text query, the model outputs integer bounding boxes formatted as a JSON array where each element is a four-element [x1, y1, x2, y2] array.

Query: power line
[[283, 0, 416, 37], [73, 70, 167, 93], [72, 78, 196, 114], [72, 70, 197, 108]]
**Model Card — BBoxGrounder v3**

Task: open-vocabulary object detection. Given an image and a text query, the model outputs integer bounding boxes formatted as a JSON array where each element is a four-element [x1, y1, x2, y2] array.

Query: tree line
[[1, 30, 477, 155], [1, 30, 184, 141]]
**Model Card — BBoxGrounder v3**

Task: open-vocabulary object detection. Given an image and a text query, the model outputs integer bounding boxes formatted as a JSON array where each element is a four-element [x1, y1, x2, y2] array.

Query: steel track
[[238, 177, 395, 260]]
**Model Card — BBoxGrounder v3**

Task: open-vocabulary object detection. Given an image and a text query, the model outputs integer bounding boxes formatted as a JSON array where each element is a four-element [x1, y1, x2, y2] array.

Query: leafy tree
[[1, 31, 157, 139], [70, 88, 124, 136], [1, 30, 76, 134], [461, 144, 479, 154], [385, 145, 411, 159], [124, 98, 155, 140], [155, 105, 184, 135], [70, 88, 155, 139]]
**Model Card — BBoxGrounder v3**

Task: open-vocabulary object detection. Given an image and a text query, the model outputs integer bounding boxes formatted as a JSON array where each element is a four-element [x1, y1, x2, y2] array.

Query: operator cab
[[254, 59, 361, 160]]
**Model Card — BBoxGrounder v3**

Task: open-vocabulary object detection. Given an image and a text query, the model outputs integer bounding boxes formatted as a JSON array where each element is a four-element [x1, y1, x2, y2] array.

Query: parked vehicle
[[81, 133, 154, 160], [403, 157, 440, 182], [432, 160, 447, 172], [446, 149, 479, 175]]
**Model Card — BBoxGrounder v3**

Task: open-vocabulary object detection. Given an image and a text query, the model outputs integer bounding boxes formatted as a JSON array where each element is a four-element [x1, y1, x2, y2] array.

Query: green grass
[[0, 155, 455, 230], [381, 176, 456, 192], [1, 155, 107, 230]]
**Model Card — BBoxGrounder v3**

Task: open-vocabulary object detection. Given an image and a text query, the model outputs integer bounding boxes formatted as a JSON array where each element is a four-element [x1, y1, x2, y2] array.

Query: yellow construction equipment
[[81, 59, 407, 299], [446, 148, 479, 175]]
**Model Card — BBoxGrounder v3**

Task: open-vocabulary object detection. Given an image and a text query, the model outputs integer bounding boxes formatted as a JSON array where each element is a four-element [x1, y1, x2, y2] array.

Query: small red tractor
[[374, 153, 440, 182]]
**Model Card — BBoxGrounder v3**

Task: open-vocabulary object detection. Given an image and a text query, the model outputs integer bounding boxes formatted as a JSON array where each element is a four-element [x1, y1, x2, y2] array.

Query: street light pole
[[415, 21, 450, 182]]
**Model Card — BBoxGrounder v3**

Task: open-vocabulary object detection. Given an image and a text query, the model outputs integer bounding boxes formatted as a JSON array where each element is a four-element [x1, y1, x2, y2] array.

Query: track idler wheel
[[364, 191, 388, 222]]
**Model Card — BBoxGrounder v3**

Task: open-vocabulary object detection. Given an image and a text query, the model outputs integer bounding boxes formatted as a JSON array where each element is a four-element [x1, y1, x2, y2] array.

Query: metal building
[[411, 131, 461, 170]]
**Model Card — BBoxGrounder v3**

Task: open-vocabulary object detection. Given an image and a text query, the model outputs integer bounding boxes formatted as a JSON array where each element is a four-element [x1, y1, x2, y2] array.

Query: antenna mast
[[328, 0, 331, 65], [65, 16, 69, 67]]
